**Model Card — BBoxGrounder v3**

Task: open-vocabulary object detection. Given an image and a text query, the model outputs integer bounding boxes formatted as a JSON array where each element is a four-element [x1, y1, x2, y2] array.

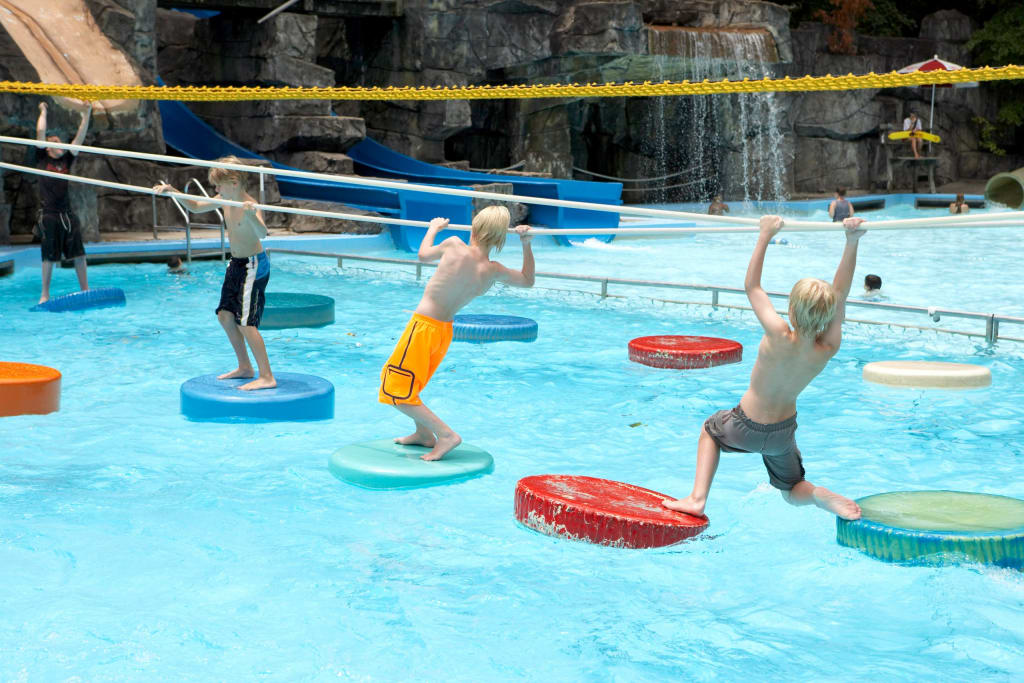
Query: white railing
[[266, 248, 1024, 345], [3, 135, 1024, 234]]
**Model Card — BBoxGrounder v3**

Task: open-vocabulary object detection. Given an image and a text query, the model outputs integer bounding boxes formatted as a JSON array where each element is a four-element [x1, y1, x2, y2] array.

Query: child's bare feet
[[421, 431, 461, 461], [813, 487, 862, 520], [239, 376, 276, 391], [38, 296, 49, 305], [219, 367, 254, 380], [662, 495, 707, 517], [395, 431, 436, 448]]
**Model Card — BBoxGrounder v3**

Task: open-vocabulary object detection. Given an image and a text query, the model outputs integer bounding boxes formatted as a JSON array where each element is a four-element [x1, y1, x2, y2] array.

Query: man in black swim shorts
[[34, 101, 92, 305]]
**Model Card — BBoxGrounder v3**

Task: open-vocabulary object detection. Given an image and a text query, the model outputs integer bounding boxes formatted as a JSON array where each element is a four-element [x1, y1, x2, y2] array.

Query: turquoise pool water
[[2, 226, 1024, 678]]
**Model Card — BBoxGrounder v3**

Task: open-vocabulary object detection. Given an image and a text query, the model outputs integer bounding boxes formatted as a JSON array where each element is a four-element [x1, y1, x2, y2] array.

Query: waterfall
[[646, 27, 787, 204]]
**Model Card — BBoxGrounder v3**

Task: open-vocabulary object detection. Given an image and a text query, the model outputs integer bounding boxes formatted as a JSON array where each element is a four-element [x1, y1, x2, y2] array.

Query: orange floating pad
[[0, 362, 61, 416]]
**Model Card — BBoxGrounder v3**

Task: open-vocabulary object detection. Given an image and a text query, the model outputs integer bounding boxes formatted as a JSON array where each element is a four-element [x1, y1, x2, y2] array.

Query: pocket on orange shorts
[[381, 364, 416, 401]]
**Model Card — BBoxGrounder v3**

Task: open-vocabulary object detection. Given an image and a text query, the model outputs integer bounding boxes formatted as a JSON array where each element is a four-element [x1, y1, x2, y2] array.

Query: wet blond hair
[[472, 205, 510, 252], [208, 156, 246, 190], [788, 278, 838, 338]]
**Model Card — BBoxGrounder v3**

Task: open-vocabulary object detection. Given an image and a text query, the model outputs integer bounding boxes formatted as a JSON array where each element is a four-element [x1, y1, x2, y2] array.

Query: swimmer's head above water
[[864, 274, 882, 292]]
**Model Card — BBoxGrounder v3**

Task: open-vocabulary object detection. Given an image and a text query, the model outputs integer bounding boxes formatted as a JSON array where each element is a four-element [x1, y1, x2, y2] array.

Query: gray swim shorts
[[704, 405, 805, 491]]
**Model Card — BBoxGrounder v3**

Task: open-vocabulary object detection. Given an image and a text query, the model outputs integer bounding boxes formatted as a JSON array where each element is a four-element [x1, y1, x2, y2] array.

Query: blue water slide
[[347, 137, 624, 245], [157, 99, 472, 250]]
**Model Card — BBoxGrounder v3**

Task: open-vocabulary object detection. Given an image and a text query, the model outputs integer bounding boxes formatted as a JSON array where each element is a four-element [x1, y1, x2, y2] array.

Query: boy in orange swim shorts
[[379, 206, 535, 461]]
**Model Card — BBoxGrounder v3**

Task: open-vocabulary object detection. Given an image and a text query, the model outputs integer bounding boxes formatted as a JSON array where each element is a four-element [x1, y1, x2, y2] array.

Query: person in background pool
[[949, 193, 970, 215], [863, 273, 882, 299], [154, 159, 275, 391], [167, 255, 187, 274], [379, 206, 535, 461], [828, 187, 853, 223], [35, 100, 92, 305], [663, 214, 867, 521], [708, 195, 730, 216]]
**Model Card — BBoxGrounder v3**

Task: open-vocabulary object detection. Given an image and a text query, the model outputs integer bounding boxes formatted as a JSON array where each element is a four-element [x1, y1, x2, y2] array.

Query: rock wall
[[0, 0, 165, 240], [157, 9, 365, 163]]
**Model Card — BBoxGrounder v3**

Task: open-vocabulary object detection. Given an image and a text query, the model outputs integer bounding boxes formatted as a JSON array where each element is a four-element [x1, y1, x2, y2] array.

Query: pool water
[[2, 233, 1024, 678]]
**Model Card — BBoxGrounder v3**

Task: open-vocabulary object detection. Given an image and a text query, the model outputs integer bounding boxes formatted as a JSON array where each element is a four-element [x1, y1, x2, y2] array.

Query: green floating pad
[[328, 439, 494, 490], [837, 491, 1024, 569]]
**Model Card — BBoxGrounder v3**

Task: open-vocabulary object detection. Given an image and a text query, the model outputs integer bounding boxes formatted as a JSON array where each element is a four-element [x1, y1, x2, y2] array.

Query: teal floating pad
[[260, 292, 335, 329], [453, 314, 538, 343], [328, 439, 494, 489], [837, 490, 1024, 569]]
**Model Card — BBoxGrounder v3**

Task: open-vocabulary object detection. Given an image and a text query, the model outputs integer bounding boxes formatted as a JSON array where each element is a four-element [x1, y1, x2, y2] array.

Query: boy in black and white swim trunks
[[34, 100, 92, 305], [154, 157, 276, 391]]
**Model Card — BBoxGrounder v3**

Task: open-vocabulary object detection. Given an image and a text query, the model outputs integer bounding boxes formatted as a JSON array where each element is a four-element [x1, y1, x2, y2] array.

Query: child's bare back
[[416, 237, 515, 321]]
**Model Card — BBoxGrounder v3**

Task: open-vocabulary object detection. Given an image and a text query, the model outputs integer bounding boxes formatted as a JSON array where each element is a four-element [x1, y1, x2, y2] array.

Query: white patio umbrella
[[897, 55, 979, 135]]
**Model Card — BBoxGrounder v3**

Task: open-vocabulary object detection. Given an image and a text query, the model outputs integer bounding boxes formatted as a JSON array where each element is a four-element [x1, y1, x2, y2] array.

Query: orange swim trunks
[[378, 313, 454, 406]]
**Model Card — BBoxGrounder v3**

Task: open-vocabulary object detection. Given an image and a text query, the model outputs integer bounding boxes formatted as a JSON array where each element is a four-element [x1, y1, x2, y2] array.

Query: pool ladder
[[151, 178, 226, 263]]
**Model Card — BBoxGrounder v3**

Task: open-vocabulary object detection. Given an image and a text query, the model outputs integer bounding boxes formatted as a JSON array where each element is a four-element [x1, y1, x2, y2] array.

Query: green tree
[[967, 1, 1024, 127]]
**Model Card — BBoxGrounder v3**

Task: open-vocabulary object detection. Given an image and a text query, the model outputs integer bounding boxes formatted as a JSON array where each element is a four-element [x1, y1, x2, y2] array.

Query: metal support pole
[[337, 257, 343, 269], [416, 264, 422, 280], [259, 173, 265, 205], [712, 290, 719, 308], [601, 279, 608, 298], [151, 195, 158, 239], [185, 221, 192, 263], [986, 315, 998, 344]]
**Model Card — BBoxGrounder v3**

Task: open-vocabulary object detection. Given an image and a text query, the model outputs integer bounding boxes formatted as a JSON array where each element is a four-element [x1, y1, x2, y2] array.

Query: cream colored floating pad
[[863, 361, 991, 389]]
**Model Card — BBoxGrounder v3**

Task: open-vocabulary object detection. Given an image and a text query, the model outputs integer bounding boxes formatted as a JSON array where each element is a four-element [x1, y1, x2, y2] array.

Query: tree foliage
[[814, 0, 874, 54], [966, 2, 1024, 126]]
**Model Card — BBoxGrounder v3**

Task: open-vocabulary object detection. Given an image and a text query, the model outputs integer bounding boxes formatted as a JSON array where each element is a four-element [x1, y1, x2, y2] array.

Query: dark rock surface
[[265, 200, 384, 234]]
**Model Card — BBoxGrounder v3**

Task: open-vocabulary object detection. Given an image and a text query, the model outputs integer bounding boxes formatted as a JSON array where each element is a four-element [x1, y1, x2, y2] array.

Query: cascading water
[[646, 27, 788, 204]]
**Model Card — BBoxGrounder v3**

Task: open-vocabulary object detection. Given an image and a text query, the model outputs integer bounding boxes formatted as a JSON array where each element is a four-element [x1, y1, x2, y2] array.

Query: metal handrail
[[265, 248, 1024, 345], [152, 178, 226, 262]]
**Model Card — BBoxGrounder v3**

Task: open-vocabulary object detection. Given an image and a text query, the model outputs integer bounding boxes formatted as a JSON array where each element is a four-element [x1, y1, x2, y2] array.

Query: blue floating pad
[[837, 490, 1024, 569], [30, 287, 126, 312], [180, 372, 334, 421], [453, 314, 538, 343], [260, 292, 335, 330], [328, 439, 494, 489]]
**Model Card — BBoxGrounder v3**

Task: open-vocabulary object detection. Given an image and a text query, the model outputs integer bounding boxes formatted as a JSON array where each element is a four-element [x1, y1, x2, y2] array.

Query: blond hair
[[788, 278, 838, 338], [208, 156, 246, 190], [471, 205, 510, 252]]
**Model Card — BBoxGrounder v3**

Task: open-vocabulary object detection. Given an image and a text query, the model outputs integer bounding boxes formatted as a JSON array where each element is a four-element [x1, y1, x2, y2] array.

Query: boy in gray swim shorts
[[663, 215, 868, 521]]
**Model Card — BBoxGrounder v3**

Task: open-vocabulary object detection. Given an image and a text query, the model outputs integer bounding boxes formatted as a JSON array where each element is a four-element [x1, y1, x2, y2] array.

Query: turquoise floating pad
[[453, 314, 538, 343], [260, 292, 335, 330], [837, 490, 1024, 569], [180, 372, 334, 421], [30, 287, 126, 312], [328, 439, 494, 489]]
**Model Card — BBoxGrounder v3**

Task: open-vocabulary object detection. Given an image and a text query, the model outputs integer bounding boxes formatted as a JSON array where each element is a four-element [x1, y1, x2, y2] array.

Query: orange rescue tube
[[0, 362, 61, 416]]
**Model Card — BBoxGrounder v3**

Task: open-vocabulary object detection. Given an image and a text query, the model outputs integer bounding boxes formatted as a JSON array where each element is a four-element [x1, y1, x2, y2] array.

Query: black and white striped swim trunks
[[216, 251, 270, 328]]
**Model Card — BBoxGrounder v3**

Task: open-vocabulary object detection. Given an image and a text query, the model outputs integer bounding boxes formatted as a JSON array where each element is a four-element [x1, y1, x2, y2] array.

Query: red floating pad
[[514, 475, 708, 549], [628, 335, 742, 369]]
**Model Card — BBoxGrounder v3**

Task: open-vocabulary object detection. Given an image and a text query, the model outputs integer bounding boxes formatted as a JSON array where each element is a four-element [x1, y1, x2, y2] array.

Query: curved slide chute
[[157, 98, 472, 251], [0, 0, 141, 115], [348, 137, 623, 245]]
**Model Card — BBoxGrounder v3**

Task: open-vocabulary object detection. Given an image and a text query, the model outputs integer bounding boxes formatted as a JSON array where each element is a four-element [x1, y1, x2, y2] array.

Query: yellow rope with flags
[[0, 65, 1020, 102]]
